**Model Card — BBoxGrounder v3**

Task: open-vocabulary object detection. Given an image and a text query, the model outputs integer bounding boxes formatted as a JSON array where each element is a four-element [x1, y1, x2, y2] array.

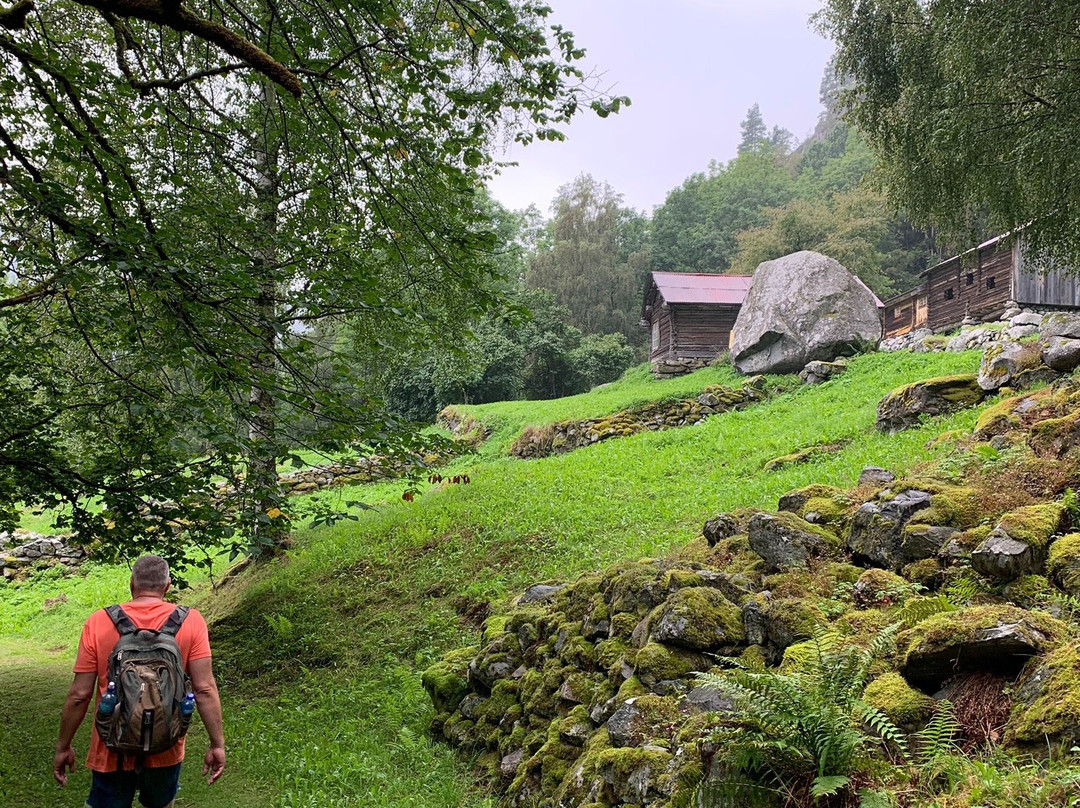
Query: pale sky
[[487, 0, 834, 215]]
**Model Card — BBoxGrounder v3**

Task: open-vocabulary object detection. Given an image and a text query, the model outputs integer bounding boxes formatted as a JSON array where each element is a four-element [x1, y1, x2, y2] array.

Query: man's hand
[[53, 746, 76, 786], [204, 746, 226, 784]]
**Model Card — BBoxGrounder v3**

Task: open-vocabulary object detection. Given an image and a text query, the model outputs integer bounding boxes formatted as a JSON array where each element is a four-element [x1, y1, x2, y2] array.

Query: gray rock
[[731, 251, 882, 375], [858, 465, 895, 486], [702, 513, 741, 546], [517, 583, 565, 605], [696, 570, 755, 604], [746, 512, 837, 572], [458, 693, 486, 721], [590, 696, 620, 725], [846, 490, 931, 569], [876, 375, 985, 432], [606, 699, 642, 747], [1005, 325, 1039, 340], [1040, 311, 1080, 340], [799, 359, 847, 385], [1013, 365, 1061, 390], [978, 340, 1030, 391], [971, 529, 1037, 580], [1011, 312, 1044, 327], [682, 686, 735, 715], [1042, 336, 1080, 372], [499, 749, 524, 778], [650, 587, 742, 651], [901, 525, 957, 561], [741, 599, 768, 646]]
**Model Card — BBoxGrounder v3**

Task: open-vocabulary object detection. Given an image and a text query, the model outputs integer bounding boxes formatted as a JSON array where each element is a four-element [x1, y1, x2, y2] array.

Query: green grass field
[[0, 350, 987, 807]]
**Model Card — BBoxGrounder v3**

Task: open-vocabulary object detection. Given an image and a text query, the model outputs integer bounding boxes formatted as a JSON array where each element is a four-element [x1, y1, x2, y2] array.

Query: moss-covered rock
[[422, 644, 478, 716], [741, 595, 827, 660], [777, 484, 845, 514], [996, 502, 1068, 551], [863, 672, 936, 728], [902, 558, 944, 590], [853, 568, 914, 609], [649, 587, 745, 651], [973, 392, 1035, 438], [1029, 408, 1080, 458], [1003, 574, 1054, 609], [763, 443, 842, 472], [1006, 642, 1080, 754], [632, 641, 707, 686], [595, 745, 674, 805], [971, 501, 1069, 580], [876, 374, 986, 432], [746, 510, 840, 572], [898, 605, 1067, 689], [1047, 532, 1080, 596]]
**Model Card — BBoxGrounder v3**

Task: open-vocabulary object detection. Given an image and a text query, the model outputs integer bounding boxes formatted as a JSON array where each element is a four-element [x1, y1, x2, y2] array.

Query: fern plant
[[696, 625, 908, 805]]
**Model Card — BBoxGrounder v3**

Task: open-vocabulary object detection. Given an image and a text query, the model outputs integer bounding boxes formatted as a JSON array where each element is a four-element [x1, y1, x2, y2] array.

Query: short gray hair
[[131, 555, 170, 593]]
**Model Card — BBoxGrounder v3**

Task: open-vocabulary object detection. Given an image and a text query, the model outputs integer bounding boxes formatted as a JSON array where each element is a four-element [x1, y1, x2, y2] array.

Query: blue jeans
[[86, 763, 182, 808]]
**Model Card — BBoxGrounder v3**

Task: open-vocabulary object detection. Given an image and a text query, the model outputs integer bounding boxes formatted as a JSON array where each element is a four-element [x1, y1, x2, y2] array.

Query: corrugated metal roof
[[651, 272, 753, 305]]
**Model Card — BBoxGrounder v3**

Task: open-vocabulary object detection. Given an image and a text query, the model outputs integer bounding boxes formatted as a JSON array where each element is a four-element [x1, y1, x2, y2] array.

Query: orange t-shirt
[[73, 600, 212, 772]]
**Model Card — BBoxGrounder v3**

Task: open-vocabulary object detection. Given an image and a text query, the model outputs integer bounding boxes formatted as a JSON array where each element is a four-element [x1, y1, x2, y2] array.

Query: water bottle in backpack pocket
[[94, 605, 194, 758]]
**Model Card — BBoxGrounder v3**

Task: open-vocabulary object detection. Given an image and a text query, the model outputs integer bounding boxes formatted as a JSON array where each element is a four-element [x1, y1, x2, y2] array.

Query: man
[[53, 555, 226, 808]]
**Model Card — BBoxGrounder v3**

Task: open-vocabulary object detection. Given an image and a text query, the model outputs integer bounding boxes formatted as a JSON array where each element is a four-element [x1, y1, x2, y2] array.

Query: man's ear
[[164, 580, 172, 595]]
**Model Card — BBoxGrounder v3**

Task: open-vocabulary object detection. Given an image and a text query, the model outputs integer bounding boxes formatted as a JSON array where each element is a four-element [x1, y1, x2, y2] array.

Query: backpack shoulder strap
[[105, 605, 138, 636], [161, 605, 190, 638]]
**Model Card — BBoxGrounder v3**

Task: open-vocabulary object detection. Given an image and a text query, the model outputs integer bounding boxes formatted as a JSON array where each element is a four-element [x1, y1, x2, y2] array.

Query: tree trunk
[[248, 77, 285, 555]]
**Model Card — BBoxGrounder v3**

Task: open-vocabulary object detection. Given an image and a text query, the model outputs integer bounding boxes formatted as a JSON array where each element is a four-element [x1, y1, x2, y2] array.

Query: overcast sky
[[487, 0, 834, 215]]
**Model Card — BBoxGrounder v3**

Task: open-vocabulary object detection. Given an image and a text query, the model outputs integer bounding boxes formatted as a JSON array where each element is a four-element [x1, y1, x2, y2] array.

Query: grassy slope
[[0, 350, 984, 808]]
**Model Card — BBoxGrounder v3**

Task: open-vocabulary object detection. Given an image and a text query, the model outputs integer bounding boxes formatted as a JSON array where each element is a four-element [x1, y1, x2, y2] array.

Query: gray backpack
[[94, 605, 193, 759]]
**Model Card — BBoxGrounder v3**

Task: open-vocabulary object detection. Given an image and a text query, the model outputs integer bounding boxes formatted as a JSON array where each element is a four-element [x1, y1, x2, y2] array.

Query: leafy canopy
[[817, 0, 1080, 261], [0, 0, 624, 566]]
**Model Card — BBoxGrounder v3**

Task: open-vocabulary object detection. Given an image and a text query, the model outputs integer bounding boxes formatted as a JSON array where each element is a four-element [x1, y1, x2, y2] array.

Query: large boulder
[[730, 251, 882, 375], [875, 375, 985, 432]]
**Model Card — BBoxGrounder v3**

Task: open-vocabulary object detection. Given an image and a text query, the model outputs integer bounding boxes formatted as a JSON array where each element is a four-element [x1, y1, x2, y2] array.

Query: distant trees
[[817, 0, 1080, 262], [651, 123, 796, 274], [526, 175, 649, 341]]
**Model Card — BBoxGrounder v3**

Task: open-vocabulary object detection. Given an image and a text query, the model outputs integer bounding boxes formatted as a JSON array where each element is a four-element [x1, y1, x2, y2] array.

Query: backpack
[[94, 604, 194, 759]]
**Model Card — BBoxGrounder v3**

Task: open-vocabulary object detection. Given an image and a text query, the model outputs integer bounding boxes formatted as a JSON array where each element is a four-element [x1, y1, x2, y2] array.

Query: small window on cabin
[[893, 305, 904, 318], [966, 273, 974, 286], [987, 276, 996, 289], [945, 288, 955, 300], [651, 320, 660, 351]]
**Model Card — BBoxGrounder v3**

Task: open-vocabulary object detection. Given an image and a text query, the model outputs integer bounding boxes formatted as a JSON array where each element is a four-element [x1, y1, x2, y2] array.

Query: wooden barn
[[640, 272, 754, 366], [888, 233, 1080, 337], [882, 286, 928, 339]]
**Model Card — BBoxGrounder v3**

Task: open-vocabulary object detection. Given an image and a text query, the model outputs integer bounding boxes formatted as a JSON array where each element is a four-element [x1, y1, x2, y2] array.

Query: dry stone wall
[[426, 379, 1080, 806], [510, 381, 766, 460]]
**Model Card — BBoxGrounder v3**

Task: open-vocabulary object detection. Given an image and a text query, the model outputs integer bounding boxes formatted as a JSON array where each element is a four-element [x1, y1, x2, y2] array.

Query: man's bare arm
[[188, 656, 225, 784], [54, 671, 97, 786]]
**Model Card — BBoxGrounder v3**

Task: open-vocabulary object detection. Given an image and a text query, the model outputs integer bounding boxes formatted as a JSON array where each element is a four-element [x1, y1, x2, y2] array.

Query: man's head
[[130, 555, 171, 598]]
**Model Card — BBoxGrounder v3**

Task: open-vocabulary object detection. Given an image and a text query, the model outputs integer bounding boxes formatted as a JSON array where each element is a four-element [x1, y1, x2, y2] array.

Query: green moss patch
[[863, 672, 936, 727], [1047, 532, 1080, 595], [996, 501, 1068, 551]]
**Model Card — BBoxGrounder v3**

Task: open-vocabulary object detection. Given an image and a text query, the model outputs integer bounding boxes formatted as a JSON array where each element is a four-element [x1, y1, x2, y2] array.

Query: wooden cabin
[[883, 286, 928, 339], [915, 234, 1080, 333], [641, 272, 754, 364]]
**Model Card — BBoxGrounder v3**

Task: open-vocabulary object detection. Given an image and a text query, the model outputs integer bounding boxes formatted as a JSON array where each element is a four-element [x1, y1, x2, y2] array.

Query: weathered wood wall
[[669, 304, 739, 359], [884, 289, 927, 338], [926, 241, 1013, 331], [1014, 248, 1080, 307], [647, 305, 674, 362]]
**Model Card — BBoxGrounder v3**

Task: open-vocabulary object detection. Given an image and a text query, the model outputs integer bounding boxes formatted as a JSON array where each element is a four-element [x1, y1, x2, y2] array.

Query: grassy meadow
[[0, 350, 991, 807]]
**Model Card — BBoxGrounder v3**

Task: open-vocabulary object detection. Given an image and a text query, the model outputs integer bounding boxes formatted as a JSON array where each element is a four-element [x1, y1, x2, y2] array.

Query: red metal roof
[[650, 272, 753, 306]]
